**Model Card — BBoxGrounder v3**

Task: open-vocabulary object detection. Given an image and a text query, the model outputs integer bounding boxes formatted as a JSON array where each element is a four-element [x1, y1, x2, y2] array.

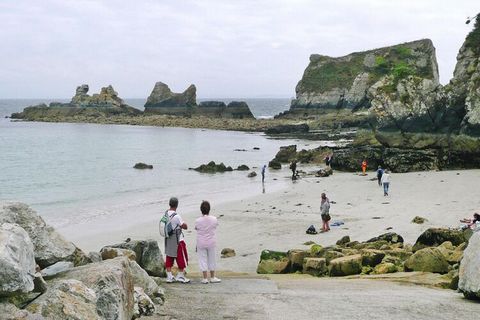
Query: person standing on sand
[[164, 197, 190, 283], [361, 159, 367, 175], [376, 166, 384, 186], [195, 201, 221, 284], [381, 169, 391, 196], [261, 164, 267, 183], [290, 160, 297, 180], [320, 193, 331, 232]]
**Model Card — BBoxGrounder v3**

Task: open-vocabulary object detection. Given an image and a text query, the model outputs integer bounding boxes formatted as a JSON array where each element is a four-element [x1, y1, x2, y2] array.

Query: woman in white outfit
[[195, 201, 221, 284]]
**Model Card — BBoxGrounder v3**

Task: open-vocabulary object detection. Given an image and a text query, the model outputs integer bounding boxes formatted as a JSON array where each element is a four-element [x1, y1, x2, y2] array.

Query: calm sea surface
[[0, 99, 307, 229]]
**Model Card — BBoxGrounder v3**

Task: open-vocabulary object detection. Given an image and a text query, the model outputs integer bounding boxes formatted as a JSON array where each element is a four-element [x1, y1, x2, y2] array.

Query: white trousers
[[197, 247, 216, 272]]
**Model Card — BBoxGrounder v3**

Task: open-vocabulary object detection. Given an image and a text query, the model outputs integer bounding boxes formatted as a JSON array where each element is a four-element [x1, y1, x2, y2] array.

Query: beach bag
[[159, 211, 177, 238], [306, 225, 318, 234]]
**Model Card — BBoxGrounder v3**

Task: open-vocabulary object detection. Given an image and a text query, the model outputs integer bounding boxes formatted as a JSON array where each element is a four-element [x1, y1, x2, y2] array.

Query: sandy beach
[[62, 167, 480, 274]]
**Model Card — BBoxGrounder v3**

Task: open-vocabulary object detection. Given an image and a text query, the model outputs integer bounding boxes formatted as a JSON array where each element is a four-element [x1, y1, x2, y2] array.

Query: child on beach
[[195, 201, 221, 284], [361, 159, 367, 175], [164, 197, 190, 283], [320, 193, 331, 232]]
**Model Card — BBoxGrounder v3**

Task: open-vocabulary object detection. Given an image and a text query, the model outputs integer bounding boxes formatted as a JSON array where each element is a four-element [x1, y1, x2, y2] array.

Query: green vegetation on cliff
[[465, 15, 480, 54]]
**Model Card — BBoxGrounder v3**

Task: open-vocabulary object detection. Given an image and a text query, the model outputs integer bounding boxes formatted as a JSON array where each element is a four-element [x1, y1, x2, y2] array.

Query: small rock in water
[[134, 162, 153, 169], [303, 241, 316, 245], [295, 203, 302, 206], [330, 201, 336, 204], [372, 216, 383, 219], [386, 227, 393, 230], [253, 147, 260, 150], [247, 171, 257, 177]]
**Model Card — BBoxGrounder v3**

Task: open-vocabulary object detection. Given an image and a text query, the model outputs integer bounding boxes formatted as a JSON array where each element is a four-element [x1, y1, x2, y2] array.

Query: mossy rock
[[236, 164, 250, 171], [303, 258, 328, 277], [382, 249, 412, 261], [310, 244, 325, 257], [328, 254, 363, 276], [341, 248, 360, 256], [354, 240, 389, 250], [256, 258, 290, 274], [273, 145, 297, 163], [324, 250, 345, 264], [335, 235, 351, 246], [367, 232, 404, 244], [373, 262, 397, 274], [361, 249, 386, 267], [404, 247, 450, 274], [361, 265, 373, 275], [193, 161, 233, 173], [133, 162, 153, 169], [260, 250, 287, 261], [412, 228, 466, 252], [288, 249, 308, 272]]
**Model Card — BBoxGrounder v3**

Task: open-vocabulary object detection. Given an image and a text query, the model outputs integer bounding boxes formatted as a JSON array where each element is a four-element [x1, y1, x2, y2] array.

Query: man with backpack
[[162, 197, 190, 283]]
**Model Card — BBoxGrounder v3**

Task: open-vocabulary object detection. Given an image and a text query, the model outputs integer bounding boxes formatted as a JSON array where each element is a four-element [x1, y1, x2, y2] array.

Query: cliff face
[[292, 39, 439, 111]]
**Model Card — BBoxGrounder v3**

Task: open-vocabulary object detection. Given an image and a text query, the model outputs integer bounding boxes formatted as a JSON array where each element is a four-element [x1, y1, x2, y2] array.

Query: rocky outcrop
[[191, 161, 234, 173], [11, 85, 141, 120], [198, 101, 255, 119], [0, 223, 36, 296], [412, 228, 467, 252], [458, 231, 480, 300], [144, 82, 197, 116], [288, 39, 438, 112], [0, 202, 88, 268]]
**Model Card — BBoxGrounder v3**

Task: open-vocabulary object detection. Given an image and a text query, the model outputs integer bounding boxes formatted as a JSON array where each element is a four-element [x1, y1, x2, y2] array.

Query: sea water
[[0, 99, 307, 231]]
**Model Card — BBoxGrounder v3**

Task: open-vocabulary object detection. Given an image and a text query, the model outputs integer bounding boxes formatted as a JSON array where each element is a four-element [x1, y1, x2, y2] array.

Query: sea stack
[[144, 82, 197, 116]]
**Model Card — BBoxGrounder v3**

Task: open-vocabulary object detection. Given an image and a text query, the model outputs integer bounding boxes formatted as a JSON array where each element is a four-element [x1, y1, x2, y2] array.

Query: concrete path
[[149, 275, 479, 320]]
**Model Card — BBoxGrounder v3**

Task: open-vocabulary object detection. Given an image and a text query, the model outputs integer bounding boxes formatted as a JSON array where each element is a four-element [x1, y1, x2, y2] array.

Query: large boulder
[[328, 254, 363, 276], [360, 249, 386, 267], [287, 249, 308, 272], [404, 247, 450, 274], [257, 250, 289, 274], [0, 302, 43, 320], [107, 239, 165, 277], [0, 223, 36, 296], [458, 231, 480, 300], [412, 228, 466, 252], [191, 161, 234, 173], [303, 257, 328, 276], [26, 279, 100, 320], [272, 145, 297, 163], [56, 257, 135, 320], [0, 202, 88, 268], [366, 232, 404, 244]]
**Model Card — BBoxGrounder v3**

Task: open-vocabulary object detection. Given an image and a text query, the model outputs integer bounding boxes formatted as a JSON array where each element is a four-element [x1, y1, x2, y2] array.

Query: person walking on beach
[[164, 197, 190, 283], [361, 159, 368, 176], [376, 166, 384, 186], [381, 169, 391, 196], [261, 164, 267, 183], [325, 153, 333, 168], [195, 201, 221, 284], [290, 160, 297, 180], [320, 193, 331, 232]]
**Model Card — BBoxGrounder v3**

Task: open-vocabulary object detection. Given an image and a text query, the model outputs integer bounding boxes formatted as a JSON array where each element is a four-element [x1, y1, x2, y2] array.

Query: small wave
[[257, 115, 274, 120]]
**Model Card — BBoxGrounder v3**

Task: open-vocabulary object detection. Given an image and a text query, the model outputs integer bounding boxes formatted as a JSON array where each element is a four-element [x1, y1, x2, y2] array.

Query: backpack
[[159, 211, 178, 238], [306, 225, 318, 234]]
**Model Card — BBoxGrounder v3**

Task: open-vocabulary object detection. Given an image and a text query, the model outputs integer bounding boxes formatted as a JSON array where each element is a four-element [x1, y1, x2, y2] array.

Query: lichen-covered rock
[[144, 82, 197, 115], [56, 257, 135, 320], [336, 235, 351, 246], [0, 302, 43, 320], [412, 228, 466, 252], [256, 258, 290, 274], [107, 239, 165, 277], [0, 223, 36, 296], [100, 247, 137, 261], [366, 232, 404, 244], [404, 247, 450, 274], [309, 244, 325, 257], [360, 249, 386, 267], [303, 258, 328, 276], [328, 254, 363, 276], [0, 202, 87, 268], [26, 279, 100, 320], [458, 231, 480, 300], [133, 287, 155, 318], [272, 145, 297, 163], [373, 262, 398, 274], [324, 250, 345, 264]]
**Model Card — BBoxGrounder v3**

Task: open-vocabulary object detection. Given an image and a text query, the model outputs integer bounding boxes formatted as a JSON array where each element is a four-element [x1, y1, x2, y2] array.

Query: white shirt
[[381, 173, 391, 184], [167, 210, 185, 241]]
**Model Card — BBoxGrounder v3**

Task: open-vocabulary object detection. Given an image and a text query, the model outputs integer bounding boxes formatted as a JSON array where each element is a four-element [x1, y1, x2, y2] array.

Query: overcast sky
[[0, 0, 478, 99]]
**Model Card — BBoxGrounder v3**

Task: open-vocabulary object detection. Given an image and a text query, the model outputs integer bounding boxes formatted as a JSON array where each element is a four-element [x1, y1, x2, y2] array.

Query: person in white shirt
[[381, 169, 391, 196]]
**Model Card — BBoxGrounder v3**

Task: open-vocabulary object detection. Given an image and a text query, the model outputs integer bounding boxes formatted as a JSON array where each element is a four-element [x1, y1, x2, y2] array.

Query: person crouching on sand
[[164, 197, 190, 283], [320, 193, 331, 232], [195, 201, 221, 284]]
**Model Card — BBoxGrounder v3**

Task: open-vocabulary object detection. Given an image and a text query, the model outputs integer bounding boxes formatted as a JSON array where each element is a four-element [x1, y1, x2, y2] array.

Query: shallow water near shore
[[0, 114, 312, 230]]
